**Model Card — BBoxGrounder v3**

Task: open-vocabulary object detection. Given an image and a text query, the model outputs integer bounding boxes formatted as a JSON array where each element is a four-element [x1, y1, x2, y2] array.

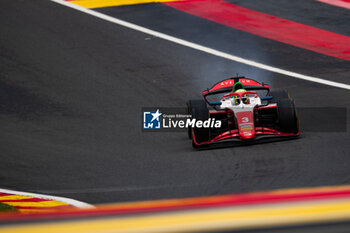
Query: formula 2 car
[[186, 77, 300, 148]]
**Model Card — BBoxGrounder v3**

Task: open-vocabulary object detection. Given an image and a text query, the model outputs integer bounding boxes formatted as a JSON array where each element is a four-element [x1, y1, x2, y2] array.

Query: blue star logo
[[143, 109, 162, 129]]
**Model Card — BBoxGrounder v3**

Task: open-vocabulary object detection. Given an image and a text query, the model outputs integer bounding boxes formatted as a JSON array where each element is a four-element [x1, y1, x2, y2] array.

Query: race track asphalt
[[0, 0, 349, 205]]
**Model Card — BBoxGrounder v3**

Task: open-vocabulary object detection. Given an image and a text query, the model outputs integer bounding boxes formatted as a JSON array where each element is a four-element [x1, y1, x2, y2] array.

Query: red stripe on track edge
[[164, 0, 350, 61]]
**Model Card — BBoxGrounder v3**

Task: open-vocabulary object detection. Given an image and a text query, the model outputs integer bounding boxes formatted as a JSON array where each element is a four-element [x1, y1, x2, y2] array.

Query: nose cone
[[239, 131, 256, 140], [235, 111, 256, 140]]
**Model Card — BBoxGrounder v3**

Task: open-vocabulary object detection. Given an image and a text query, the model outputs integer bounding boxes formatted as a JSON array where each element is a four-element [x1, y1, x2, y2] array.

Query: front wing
[[191, 124, 300, 148]]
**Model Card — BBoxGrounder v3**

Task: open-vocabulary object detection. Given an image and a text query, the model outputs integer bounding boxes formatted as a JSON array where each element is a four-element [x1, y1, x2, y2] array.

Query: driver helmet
[[233, 82, 245, 93], [231, 82, 248, 104]]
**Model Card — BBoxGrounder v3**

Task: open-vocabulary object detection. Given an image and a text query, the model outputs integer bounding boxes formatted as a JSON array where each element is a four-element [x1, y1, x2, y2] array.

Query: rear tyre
[[270, 90, 290, 103], [277, 98, 299, 133], [188, 100, 210, 147]]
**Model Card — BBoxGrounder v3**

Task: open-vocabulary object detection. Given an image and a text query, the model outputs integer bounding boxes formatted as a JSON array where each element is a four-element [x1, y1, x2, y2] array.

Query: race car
[[186, 77, 300, 148]]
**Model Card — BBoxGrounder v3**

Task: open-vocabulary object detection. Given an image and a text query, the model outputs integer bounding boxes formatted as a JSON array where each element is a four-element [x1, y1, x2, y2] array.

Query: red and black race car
[[186, 77, 300, 148]]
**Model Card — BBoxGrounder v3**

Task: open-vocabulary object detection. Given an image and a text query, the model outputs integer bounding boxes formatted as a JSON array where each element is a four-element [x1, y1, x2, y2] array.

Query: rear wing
[[202, 77, 270, 105], [202, 77, 270, 96]]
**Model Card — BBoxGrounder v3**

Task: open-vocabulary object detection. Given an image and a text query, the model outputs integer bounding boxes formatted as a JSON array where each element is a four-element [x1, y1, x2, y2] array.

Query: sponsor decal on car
[[240, 124, 253, 132]]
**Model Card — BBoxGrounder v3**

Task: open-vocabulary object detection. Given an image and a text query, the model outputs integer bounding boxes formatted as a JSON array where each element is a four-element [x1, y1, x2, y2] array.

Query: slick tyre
[[186, 100, 203, 139], [277, 98, 299, 133], [270, 90, 290, 103], [188, 100, 210, 147]]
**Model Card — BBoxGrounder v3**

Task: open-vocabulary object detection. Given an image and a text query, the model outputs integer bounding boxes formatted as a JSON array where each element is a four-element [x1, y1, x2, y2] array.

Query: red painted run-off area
[[318, 0, 350, 10], [164, 0, 350, 61]]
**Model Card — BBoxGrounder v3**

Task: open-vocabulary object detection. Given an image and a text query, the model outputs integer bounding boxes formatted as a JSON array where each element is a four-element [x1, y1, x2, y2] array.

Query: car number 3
[[242, 117, 249, 123]]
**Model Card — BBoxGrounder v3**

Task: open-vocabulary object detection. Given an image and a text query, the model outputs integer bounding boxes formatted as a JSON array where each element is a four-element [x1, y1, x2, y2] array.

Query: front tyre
[[186, 99, 203, 139], [277, 98, 299, 133], [188, 100, 210, 147]]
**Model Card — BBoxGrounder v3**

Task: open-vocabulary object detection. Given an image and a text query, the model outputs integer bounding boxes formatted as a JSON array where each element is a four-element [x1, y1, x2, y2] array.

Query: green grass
[[0, 202, 18, 212]]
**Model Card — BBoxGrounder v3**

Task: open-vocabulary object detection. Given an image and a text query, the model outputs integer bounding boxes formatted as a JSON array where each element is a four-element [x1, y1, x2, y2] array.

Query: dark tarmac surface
[[0, 0, 349, 207]]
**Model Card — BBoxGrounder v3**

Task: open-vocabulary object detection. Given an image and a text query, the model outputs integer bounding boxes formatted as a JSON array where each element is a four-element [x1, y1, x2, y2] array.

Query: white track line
[[0, 188, 94, 208], [51, 0, 350, 91]]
